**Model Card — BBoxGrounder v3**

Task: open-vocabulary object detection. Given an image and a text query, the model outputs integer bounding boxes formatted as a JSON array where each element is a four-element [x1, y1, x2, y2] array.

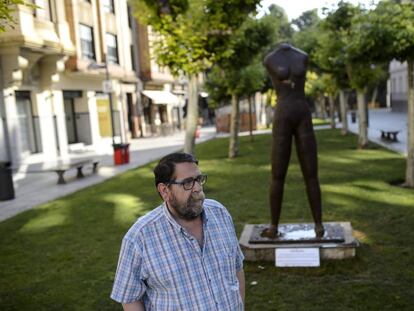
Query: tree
[[291, 9, 319, 32], [237, 62, 266, 142], [130, 0, 260, 155], [0, 1, 33, 32], [305, 71, 327, 119], [292, 9, 321, 71], [205, 15, 273, 158], [346, 61, 387, 147], [313, 2, 355, 135], [348, 0, 414, 186], [262, 4, 293, 44]]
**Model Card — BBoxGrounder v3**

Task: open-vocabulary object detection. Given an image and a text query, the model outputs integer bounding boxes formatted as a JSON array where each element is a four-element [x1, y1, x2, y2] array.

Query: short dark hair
[[154, 152, 199, 188]]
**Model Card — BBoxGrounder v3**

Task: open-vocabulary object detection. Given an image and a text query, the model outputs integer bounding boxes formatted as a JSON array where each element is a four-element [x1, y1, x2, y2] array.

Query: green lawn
[[312, 118, 330, 126], [1, 130, 413, 310]]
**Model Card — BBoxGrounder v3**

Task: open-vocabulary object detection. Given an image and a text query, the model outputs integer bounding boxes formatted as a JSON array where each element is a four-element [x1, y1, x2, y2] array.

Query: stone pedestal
[[240, 222, 359, 261]]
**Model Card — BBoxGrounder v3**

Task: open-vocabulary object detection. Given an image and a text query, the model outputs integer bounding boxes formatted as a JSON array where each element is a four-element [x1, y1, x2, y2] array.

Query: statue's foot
[[261, 225, 280, 239], [315, 224, 325, 238]]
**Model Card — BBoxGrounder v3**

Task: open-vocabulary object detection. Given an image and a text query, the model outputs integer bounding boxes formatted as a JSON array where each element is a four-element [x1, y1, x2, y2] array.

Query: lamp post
[[88, 57, 116, 145]]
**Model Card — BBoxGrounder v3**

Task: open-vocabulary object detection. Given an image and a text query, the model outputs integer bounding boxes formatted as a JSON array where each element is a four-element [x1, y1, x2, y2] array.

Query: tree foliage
[[291, 10, 321, 73], [291, 9, 319, 31], [205, 14, 274, 100], [261, 4, 293, 46], [131, 0, 260, 75]]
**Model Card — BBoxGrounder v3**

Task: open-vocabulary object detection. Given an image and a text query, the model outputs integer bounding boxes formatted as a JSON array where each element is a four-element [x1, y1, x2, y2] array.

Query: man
[[111, 152, 245, 311]]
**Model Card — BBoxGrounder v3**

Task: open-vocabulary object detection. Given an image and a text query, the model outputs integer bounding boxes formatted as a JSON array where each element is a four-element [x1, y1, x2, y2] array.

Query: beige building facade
[[136, 23, 186, 136], [0, 0, 143, 165]]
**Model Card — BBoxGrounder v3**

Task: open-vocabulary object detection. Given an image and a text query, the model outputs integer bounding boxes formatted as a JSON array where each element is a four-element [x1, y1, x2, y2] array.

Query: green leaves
[[130, 0, 261, 75], [205, 14, 274, 102], [346, 1, 414, 64]]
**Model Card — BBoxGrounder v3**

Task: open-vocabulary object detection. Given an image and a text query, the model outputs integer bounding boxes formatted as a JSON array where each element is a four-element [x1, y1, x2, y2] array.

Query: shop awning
[[142, 90, 179, 105]]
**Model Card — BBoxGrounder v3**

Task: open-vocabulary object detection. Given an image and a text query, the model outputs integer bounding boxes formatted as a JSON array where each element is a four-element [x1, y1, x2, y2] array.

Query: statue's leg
[[263, 116, 293, 238], [294, 120, 324, 237]]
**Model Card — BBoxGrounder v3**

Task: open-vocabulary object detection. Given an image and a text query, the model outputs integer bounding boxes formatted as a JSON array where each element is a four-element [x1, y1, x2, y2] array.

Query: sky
[[259, 0, 380, 20]]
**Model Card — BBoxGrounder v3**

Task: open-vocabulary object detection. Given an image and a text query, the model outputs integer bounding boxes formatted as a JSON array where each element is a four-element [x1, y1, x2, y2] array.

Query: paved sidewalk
[[345, 108, 407, 155], [0, 126, 217, 222]]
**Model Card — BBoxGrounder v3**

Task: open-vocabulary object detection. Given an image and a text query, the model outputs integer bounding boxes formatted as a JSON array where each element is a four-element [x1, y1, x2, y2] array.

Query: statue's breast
[[275, 66, 290, 81]]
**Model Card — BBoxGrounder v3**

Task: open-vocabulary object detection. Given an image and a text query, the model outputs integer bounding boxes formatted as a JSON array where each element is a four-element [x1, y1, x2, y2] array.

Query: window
[[79, 24, 95, 60], [33, 0, 52, 21], [106, 33, 119, 64], [103, 0, 115, 14]]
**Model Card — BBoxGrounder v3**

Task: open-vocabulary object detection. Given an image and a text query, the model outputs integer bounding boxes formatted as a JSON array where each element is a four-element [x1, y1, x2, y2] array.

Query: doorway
[[15, 91, 39, 154], [64, 98, 79, 144]]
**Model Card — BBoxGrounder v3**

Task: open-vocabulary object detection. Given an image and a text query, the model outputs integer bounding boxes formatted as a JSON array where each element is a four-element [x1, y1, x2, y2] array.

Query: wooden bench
[[379, 129, 401, 142], [26, 159, 99, 184]]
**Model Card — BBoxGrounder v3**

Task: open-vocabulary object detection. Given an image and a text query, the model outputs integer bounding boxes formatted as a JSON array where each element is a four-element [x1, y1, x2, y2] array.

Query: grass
[[1, 130, 414, 310], [258, 118, 330, 130], [312, 118, 330, 126]]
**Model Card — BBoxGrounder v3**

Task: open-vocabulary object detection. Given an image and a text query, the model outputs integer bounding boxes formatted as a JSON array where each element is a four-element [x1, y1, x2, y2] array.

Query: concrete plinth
[[240, 222, 359, 261]]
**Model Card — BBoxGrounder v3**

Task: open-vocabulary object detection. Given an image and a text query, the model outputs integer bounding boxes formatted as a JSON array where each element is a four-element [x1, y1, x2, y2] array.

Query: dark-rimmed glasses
[[168, 174, 207, 191]]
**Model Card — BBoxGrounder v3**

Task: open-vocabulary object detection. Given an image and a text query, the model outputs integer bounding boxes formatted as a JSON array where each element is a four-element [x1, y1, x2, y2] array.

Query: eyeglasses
[[168, 174, 207, 191]]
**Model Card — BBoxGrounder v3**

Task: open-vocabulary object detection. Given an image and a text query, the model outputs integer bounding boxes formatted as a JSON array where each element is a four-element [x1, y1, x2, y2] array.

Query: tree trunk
[[357, 89, 368, 148], [314, 97, 321, 119], [184, 74, 198, 154], [339, 89, 348, 135], [405, 59, 414, 187], [320, 96, 327, 120], [228, 94, 240, 158], [248, 95, 254, 142], [329, 94, 336, 129]]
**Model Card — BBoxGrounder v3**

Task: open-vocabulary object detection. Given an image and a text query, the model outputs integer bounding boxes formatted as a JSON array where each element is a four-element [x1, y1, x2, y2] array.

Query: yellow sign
[[97, 98, 112, 137]]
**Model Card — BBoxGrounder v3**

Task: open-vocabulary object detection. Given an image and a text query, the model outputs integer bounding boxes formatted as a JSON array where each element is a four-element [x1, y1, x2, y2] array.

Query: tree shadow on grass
[[0, 165, 160, 311]]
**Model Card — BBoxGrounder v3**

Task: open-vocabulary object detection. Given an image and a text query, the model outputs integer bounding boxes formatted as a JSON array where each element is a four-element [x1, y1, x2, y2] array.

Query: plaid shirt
[[111, 199, 244, 311]]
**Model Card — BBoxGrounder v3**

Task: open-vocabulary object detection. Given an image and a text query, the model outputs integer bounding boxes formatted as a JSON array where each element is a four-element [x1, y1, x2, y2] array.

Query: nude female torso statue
[[262, 43, 324, 238]]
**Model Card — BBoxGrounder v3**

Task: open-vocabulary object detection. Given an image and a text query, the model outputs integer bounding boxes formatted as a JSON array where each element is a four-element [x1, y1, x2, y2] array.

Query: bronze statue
[[262, 43, 324, 239]]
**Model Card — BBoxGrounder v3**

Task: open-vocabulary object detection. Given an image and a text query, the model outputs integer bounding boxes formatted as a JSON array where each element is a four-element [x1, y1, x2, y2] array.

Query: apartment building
[[135, 23, 186, 135], [0, 0, 142, 165]]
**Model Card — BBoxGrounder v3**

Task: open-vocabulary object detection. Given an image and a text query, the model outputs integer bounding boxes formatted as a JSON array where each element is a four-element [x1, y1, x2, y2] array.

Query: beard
[[169, 192, 205, 220]]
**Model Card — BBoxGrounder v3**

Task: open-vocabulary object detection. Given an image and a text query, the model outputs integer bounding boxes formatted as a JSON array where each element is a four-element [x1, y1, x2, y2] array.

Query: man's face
[[165, 162, 205, 220]]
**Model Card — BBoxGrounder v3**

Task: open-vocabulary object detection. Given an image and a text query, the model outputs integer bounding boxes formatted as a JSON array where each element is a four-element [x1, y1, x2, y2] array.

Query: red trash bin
[[113, 144, 124, 165], [123, 143, 130, 164]]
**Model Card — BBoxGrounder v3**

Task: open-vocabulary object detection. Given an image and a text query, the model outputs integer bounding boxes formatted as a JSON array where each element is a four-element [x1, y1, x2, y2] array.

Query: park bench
[[27, 159, 99, 185], [379, 129, 401, 143]]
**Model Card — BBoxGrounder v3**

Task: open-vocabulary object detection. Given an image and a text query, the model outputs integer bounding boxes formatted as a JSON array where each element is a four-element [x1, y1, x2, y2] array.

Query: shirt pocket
[[218, 244, 237, 283], [226, 281, 243, 311]]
